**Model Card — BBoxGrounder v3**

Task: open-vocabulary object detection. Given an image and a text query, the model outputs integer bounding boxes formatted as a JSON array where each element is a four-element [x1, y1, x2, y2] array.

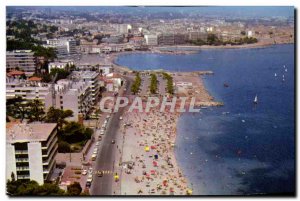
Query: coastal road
[[90, 76, 133, 195]]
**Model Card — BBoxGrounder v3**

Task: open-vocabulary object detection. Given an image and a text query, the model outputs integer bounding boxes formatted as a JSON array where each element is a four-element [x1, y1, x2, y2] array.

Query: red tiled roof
[[28, 76, 42, 81], [7, 70, 25, 76]]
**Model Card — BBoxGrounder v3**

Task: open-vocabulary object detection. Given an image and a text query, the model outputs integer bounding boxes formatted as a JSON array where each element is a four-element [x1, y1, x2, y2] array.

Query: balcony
[[17, 175, 30, 179], [43, 169, 49, 174], [15, 158, 29, 162], [15, 150, 28, 155], [16, 166, 29, 171]]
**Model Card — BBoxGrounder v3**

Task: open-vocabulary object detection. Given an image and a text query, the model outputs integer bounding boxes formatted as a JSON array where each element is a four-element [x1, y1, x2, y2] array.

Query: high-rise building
[[144, 34, 158, 46], [6, 50, 36, 76], [44, 79, 94, 121], [6, 123, 58, 184], [46, 38, 77, 58]]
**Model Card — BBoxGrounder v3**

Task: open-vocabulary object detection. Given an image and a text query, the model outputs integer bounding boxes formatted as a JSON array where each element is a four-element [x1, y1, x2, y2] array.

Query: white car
[[88, 167, 93, 174], [81, 169, 87, 175], [96, 142, 100, 146], [119, 116, 123, 120]]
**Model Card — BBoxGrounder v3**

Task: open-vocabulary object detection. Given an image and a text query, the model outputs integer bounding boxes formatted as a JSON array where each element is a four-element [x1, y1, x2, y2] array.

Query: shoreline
[[154, 41, 293, 50], [115, 74, 218, 195], [110, 42, 293, 72], [119, 108, 191, 195], [111, 43, 293, 195], [111, 52, 222, 195]]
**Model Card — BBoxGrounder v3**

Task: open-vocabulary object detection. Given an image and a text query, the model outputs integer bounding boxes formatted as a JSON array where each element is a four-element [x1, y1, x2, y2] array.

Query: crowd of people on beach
[[119, 108, 192, 195]]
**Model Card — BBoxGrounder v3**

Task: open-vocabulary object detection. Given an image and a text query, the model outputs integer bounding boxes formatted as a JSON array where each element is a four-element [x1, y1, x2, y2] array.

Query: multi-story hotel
[[71, 71, 101, 104], [6, 123, 58, 184], [6, 76, 51, 103], [6, 50, 36, 76], [44, 79, 94, 121], [46, 37, 77, 58]]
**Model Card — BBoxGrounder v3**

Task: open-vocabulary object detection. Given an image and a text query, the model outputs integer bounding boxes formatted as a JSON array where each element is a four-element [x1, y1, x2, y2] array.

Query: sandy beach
[[118, 107, 191, 195]]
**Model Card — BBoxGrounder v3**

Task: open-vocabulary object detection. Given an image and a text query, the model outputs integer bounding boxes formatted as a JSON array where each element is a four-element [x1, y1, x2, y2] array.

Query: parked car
[[81, 169, 87, 175], [97, 171, 103, 177], [91, 154, 97, 161], [88, 167, 93, 174], [111, 140, 115, 144]]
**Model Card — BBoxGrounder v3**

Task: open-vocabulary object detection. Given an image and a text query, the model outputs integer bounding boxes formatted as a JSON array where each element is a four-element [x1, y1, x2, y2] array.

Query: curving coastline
[[113, 52, 220, 195]]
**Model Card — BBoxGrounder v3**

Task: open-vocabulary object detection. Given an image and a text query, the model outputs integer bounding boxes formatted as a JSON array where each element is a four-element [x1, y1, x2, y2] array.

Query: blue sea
[[115, 44, 295, 195]]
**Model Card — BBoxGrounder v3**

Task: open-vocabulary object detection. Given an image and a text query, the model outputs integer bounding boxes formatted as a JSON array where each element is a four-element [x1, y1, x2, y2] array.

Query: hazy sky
[[8, 6, 294, 18]]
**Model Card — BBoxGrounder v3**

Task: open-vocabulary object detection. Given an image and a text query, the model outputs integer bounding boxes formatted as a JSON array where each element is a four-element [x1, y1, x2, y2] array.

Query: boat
[[253, 94, 258, 104], [274, 73, 277, 77], [285, 68, 288, 72], [223, 83, 229, 87]]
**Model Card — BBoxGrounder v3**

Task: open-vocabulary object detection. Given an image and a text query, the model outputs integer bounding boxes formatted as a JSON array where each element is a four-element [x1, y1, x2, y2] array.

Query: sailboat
[[253, 94, 258, 104]]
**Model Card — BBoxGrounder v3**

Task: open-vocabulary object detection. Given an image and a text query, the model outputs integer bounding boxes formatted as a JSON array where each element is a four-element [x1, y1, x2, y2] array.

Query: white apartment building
[[71, 71, 101, 104], [6, 50, 36, 76], [113, 24, 132, 34], [46, 38, 77, 58], [144, 34, 158, 46], [48, 60, 74, 73], [44, 79, 94, 121], [6, 77, 51, 103], [6, 123, 58, 184]]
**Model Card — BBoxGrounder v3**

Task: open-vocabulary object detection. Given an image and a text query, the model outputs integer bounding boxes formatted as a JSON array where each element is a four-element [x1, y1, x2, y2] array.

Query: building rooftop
[[7, 123, 57, 143], [28, 76, 42, 81], [7, 70, 25, 76]]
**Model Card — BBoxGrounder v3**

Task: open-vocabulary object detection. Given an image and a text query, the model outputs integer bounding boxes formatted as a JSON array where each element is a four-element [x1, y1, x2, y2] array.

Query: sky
[[8, 6, 294, 18]]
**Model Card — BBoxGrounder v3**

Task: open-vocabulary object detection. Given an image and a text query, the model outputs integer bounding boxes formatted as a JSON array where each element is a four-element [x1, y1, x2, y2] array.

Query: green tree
[[6, 97, 29, 121], [162, 72, 174, 94], [7, 179, 65, 196], [131, 72, 141, 94], [66, 182, 82, 195], [27, 99, 45, 122], [149, 73, 158, 94], [61, 121, 93, 144], [45, 107, 73, 130], [50, 68, 70, 82], [58, 141, 71, 153]]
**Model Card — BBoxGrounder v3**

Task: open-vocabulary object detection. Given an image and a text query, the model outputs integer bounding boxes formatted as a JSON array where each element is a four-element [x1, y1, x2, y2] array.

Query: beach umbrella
[[144, 146, 150, 152], [114, 174, 119, 182], [150, 170, 156, 175], [186, 189, 193, 195], [153, 161, 158, 167]]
